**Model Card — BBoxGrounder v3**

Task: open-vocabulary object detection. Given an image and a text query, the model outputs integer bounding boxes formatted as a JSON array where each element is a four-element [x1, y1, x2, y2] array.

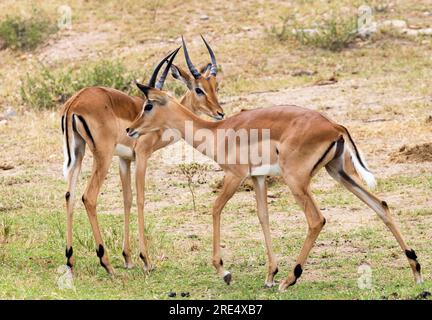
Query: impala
[[127, 70, 423, 290], [61, 36, 223, 274]]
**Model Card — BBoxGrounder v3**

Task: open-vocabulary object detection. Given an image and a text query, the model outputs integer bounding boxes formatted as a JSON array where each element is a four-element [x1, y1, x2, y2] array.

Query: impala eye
[[144, 103, 153, 111], [195, 88, 204, 95]]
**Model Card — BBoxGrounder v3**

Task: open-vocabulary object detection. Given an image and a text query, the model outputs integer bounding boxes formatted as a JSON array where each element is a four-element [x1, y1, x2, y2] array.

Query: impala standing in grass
[[126, 64, 423, 291], [61, 36, 223, 274]]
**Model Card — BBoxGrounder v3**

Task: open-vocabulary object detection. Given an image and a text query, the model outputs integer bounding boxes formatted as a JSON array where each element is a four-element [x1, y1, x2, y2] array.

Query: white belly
[[250, 163, 281, 176], [114, 144, 135, 160]]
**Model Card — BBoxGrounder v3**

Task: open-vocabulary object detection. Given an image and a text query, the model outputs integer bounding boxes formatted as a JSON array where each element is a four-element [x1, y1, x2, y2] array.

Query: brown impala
[[61, 36, 223, 274], [126, 57, 423, 291]]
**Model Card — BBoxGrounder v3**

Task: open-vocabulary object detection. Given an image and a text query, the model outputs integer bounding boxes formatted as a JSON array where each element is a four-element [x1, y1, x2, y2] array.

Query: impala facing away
[[61, 36, 223, 273], [127, 66, 423, 290]]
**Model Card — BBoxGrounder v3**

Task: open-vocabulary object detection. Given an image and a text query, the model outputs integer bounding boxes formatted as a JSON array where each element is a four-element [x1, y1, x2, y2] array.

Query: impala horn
[[200, 35, 217, 76], [182, 36, 201, 79], [148, 47, 180, 88], [155, 47, 181, 90]]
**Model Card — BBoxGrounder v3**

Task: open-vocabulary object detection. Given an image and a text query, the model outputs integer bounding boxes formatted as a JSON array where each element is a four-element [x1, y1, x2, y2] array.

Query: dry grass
[[1, 0, 432, 299]]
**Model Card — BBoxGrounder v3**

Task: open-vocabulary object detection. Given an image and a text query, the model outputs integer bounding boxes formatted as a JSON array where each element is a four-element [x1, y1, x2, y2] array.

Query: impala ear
[[136, 82, 150, 97], [170, 64, 193, 89], [200, 63, 212, 77], [215, 69, 223, 86]]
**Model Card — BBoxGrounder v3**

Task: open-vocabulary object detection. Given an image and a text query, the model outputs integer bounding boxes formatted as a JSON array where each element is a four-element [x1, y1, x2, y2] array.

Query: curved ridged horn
[[182, 36, 201, 79], [148, 49, 177, 88], [156, 47, 181, 90], [200, 35, 217, 76]]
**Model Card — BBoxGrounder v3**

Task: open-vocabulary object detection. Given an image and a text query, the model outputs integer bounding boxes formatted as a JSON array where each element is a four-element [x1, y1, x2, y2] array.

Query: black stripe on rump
[[75, 115, 95, 148], [311, 138, 339, 174], [343, 127, 368, 170], [65, 114, 71, 167], [61, 115, 65, 134]]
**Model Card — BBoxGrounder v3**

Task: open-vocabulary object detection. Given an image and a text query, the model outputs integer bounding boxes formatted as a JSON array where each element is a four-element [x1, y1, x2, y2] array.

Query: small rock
[[4, 107, 17, 118], [0, 119, 7, 126], [187, 234, 199, 239], [381, 20, 407, 29], [168, 291, 176, 298], [418, 28, 432, 36], [181, 292, 190, 297], [403, 29, 419, 37], [200, 15, 209, 21], [241, 26, 252, 32]]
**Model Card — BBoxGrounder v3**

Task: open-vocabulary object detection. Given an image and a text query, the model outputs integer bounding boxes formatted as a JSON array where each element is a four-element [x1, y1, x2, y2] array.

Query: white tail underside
[[348, 146, 376, 189]]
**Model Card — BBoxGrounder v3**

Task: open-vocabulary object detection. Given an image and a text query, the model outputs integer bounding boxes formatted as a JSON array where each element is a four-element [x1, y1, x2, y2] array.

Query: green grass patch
[[268, 14, 359, 52], [0, 8, 56, 50], [20, 60, 139, 110]]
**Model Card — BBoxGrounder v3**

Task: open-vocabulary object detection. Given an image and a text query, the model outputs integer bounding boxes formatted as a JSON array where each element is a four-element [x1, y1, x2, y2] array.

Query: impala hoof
[[106, 267, 115, 276], [223, 272, 232, 285], [278, 280, 289, 292], [264, 280, 278, 289], [144, 265, 155, 273]]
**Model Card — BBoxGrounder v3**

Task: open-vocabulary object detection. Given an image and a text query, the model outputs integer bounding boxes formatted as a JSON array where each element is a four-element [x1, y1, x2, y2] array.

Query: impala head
[[170, 35, 224, 120], [127, 48, 185, 139]]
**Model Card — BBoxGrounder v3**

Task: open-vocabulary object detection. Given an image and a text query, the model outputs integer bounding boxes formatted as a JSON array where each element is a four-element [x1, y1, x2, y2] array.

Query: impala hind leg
[[326, 158, 423, 284], [251, 176, 278, 288], [119, 158, 133, 269], [82, 151, 115, 275], [279, 175, 326, 291], [64, 134, 85, 270], [212, 173, 243, 284]]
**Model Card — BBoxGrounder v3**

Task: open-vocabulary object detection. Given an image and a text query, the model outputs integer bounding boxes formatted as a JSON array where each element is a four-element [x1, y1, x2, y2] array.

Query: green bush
[[0, 9, 56, 50], [20, 61, 138, 110], [269, 14, 359, 52]]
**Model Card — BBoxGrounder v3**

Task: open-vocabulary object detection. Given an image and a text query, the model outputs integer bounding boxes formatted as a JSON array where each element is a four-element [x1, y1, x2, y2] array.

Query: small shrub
[[78, 61, 132, 92], [21, 60, 138, 109], [297, 16, 358, 51], [0, 9, 56, 50], [268, 15, 296, 42], [177, 162, 211, 213], [20, 67, 73, 109], [165, 80, 187, 97], [269, 14, 359, 52]]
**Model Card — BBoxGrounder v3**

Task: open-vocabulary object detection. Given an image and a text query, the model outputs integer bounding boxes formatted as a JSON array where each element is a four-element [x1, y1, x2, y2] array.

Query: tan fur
[[61, 75, 223, 272], [128, 90, 423, 289]]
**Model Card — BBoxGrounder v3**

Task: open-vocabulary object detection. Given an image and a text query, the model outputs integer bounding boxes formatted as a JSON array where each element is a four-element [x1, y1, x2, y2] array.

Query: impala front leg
[[212, 173, 243, 284], [135, 153, 152, 272]]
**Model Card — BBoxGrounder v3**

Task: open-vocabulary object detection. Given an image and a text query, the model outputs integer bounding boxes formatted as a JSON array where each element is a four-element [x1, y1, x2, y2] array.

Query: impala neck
[[168, 101, 220, 151]]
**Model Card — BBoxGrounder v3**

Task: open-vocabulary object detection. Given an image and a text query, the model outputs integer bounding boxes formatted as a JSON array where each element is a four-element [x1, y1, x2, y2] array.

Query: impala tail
[[339, 126, 376, 189], [62, 110, 92, 179], [62, 110, 75, 180]]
